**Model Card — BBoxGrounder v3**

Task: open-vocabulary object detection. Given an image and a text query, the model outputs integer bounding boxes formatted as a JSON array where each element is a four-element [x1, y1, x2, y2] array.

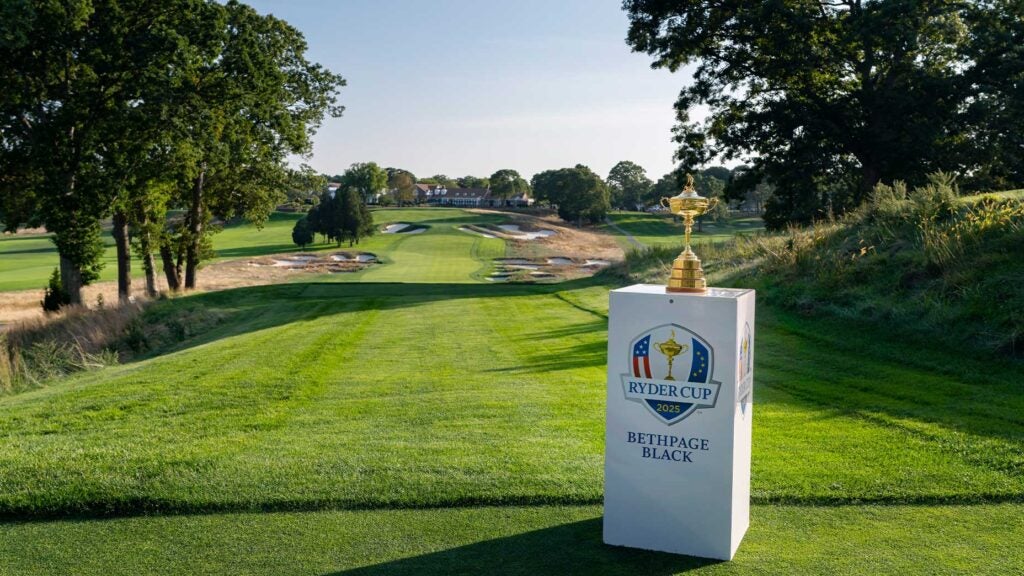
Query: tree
[[388, 170, 416, 206], [292, 217, 314, 249], [531, 165, 610, 225], [165, 0, 344, 289], [0, 0, 189, 303], [284, 165, 327, 204], [963, 2, 1024, 191], [308, 190, 342, 245], [458, 175, 489, 188], [624, 1, 990, 228], [648, 172, 681, 208], [489, 169, 530, 203], [423, 174, 456, 187], [340, 162, 388, 204], [607, 161, 652, 210]]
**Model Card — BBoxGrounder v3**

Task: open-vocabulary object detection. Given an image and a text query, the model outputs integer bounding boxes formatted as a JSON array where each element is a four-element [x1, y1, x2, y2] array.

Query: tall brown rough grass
[[0, 303, 143, 393]]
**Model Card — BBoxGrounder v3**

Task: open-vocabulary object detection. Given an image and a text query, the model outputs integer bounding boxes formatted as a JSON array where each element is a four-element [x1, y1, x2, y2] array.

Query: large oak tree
[[623, 0, 1013, 228]]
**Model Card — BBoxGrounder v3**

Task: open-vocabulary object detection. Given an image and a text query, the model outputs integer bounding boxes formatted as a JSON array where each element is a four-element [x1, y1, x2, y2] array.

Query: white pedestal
[[603, 284, 755, 561]]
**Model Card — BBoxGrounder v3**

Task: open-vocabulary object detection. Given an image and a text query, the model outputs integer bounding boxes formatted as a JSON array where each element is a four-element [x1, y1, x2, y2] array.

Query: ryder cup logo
[[622, 323, 720, 425]]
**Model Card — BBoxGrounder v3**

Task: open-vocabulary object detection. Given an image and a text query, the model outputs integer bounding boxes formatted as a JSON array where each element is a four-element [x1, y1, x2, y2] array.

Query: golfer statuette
[[660, 174, 718, 293]]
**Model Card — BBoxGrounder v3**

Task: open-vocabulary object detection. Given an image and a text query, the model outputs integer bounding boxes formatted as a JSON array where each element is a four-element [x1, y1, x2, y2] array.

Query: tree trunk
[[159, 244, 181, 292], [112, 210, 132, 302], [184, 169, 205, 290], [58, 169, 84, 305], [139, 230, 158, 298], [133, 208, 159, 297], [858, 161, 881, 204], [59, 254, 83, 306]]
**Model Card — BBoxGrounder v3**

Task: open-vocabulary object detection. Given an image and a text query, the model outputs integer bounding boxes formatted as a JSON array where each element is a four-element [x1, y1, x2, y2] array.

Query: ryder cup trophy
[[660, 174, 718, 293], [605, 171, 755, 561]]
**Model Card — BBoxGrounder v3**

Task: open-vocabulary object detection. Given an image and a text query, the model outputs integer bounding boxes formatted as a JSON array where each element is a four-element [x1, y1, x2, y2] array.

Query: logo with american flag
[[621, 324, 720, 425]]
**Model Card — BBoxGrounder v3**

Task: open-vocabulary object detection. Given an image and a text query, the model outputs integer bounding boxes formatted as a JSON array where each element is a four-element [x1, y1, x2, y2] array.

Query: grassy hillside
[[628, 183, 1024, 356], [1, 200, 1022, 574]]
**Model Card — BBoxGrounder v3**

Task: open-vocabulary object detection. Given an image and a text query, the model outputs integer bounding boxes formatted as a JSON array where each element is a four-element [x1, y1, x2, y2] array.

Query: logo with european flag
[[622, 323, 720, 425]]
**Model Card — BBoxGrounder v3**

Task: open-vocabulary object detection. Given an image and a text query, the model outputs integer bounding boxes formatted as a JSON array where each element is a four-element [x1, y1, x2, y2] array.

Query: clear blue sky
[[245, 0, 689, 181]]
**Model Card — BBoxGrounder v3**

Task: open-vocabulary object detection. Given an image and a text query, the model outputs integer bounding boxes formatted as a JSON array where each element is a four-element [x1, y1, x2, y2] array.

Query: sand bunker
[[271, 255, 318, 267], [497, 224, 556, 240], [546, 257, 573, 266], [584, 259, 610, 267], [458, 226, 497, 238], [383, 223, 426, 234], [331, 252, 377, 263]]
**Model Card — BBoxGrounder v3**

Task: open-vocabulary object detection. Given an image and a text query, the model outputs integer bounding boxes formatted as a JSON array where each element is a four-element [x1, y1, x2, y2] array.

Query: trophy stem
[[661, 173, 713, 294], [665, 356, 676, 380], [667, 212, 708, 293]]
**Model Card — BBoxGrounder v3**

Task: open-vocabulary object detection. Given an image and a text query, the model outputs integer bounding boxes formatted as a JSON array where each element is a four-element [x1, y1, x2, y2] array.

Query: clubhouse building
[[414, 184, 532, 208]]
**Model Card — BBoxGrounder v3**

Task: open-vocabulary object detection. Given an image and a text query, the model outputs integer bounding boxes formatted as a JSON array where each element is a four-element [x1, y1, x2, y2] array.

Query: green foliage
[[489, 169, 530, 200], [530, 165, 610, 225], [457, 175, 490, 189], [291, 217, 314, 249], [307, 189, 373, 246], [646, 172, 680, 207], [40, 268, 69, 313], [387, 169, 416, 206], [624, 1, 1024, 228], [340, 162, 388, 203], [0, 0, 345, 294], [606, 161, 652, 209]]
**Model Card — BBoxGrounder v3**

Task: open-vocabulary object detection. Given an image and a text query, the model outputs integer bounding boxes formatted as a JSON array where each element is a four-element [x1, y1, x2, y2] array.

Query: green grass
[[320, 208, 508, 283], [2, 504, 1022, 575], [1, 206, 1022, 574], [0, 208, 508, 291], [603, 211, 764, 250]]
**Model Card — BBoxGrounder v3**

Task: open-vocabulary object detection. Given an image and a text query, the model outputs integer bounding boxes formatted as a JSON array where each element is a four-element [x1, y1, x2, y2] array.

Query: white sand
[[497, 224, 556, 240], [546, 257, 573, 265], [584, 259, 610, 267], [331, 253, 377, 262], [271, 256, 316, 267], [383, 223, 410, 234]]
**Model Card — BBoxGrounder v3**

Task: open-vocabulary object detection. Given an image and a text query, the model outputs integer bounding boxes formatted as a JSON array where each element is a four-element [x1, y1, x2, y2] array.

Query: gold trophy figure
[[655, 330, 688, 380], [660, 174, 718, 293]]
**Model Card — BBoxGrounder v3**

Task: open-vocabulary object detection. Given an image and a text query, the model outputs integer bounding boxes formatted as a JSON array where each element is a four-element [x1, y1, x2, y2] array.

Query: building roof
[[416, 183, 492, 200]]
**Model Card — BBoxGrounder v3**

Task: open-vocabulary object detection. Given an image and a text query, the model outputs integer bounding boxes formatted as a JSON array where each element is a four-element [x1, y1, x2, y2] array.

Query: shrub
[[41, 268, 70, 312]]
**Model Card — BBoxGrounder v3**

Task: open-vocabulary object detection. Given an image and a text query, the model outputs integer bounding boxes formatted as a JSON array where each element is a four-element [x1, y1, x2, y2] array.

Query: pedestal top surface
[[611, 284, 753, 300]]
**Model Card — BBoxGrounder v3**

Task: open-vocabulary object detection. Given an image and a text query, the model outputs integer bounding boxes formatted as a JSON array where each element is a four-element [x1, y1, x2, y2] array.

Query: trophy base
[[666, 249, 708, 293], [666, 286, 707, 293]]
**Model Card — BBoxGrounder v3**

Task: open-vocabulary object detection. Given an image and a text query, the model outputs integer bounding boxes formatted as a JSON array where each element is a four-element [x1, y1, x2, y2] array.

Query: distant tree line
[[0, 0, 344, 308], [624, 0, 1024, 229]]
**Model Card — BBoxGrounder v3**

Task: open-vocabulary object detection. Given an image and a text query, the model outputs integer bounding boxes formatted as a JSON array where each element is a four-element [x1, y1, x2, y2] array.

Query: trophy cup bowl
[[655, 330, 688, 380], [659, 174, 717, 293]]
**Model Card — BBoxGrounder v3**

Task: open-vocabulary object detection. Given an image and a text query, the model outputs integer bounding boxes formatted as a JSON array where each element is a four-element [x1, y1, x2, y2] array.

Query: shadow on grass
[[328, 518, 716, 576]]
